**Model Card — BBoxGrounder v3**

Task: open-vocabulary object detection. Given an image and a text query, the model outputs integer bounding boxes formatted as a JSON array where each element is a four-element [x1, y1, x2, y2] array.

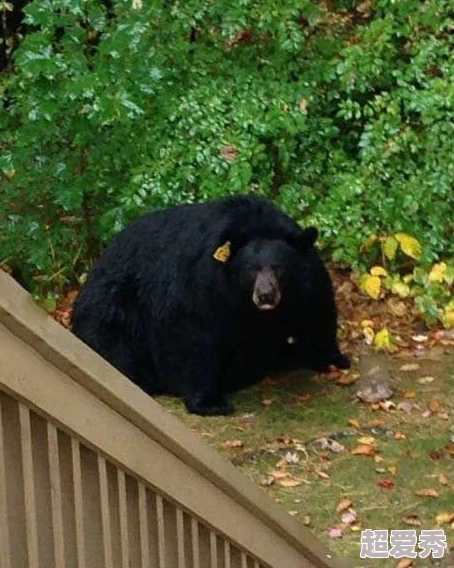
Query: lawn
[[157, 350, 454, 568]]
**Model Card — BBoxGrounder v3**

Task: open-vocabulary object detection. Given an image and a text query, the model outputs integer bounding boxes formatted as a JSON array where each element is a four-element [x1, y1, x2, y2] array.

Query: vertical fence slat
[[210, 531, 218, 568], [176, 508, 185, 568], [0, 398, 11, 568], [117, 469, 129, 568], [47, 423, 65, 568], [241, 551, 248, 568], [71, 438, 86, 568], [157, 494, 166, 568], [191, 517, 200, 568], [98, 455, 113, 568], [138, 483, 150, 568], [253, 561, 260, 568], [224, 541, 231, 568], [19, 404, 39, 568]]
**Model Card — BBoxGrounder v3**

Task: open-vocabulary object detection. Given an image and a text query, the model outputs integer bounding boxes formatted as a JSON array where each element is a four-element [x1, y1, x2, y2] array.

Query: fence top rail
[[0, 271, 351, 568]]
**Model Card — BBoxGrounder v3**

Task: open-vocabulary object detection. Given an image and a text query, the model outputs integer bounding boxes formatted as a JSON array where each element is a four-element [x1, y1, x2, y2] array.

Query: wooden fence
[[0, 271, 351, 568]]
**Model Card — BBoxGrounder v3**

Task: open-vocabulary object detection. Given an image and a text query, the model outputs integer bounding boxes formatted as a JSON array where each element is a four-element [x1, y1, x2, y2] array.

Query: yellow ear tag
[[213, 241, 231, 263]]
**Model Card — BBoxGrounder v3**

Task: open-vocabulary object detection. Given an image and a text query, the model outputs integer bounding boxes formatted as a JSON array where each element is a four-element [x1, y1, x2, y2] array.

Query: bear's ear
[[292, 226, 318, 250]]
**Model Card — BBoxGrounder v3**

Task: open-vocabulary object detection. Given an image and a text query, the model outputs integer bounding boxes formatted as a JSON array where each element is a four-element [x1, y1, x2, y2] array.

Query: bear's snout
[[252, 268, 281, 311]]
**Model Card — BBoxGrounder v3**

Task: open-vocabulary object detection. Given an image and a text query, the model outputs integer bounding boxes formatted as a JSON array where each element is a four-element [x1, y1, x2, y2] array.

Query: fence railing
[[0, 271, 351, 568]]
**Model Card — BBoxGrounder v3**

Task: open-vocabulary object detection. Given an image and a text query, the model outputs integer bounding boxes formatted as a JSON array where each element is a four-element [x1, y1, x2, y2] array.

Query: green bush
[[1, 0, 453, 293]]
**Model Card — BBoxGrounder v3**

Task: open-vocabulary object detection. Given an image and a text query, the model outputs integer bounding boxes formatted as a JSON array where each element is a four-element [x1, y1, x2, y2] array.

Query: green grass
[[157, 353, 454, 568]]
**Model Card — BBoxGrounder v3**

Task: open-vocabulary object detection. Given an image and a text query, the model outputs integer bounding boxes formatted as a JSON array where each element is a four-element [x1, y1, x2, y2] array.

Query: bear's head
[[217, 227, 318, 312]]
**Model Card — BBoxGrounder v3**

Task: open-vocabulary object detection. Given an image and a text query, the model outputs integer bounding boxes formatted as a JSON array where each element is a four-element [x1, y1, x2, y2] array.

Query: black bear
[[72, 196, 349, 415]]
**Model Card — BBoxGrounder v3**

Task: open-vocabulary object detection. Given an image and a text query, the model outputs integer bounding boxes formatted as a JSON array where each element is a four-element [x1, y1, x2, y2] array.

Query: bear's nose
[[257, 291, 275, 305]]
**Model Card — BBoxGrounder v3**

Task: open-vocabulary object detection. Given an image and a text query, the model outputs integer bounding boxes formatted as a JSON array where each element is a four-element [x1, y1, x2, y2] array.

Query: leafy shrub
[[1, 0, 453, 293]]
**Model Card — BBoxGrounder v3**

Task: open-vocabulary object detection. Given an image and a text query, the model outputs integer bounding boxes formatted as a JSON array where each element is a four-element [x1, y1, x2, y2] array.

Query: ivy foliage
[[1, 0, 454, 292]]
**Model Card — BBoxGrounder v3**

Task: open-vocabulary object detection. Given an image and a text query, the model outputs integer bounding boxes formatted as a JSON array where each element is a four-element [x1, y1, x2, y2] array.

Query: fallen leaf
[[439, 473, 449, 486], [348, 419, 360, 430], [357, 436, 376, 446], [435, 512, 454, 525], [277, 478, 303, 488], [350, 521, 362, 532], [377, 478, 394, 490], [387, 298, 407, 317], [221, 440, 244, 449], [261, 398, 274, 406], [285, 451, 300, 464], [336, 498, 353, 513], [412, 334, 428, 343], [374, 455, 384, 463], [403, 514, 421, 527], [388, 465, 397, 475], [316, 471, 330, 480], [374, 328, 393, 351], [271, 470, 290, 480], [379, 400, 396, 411], [397, 558, 413, 568], [336, 373, 360, 386], [402, 390, 417, 399], [303, 515, 311, 526], [400, 363, 420, 372], [341, 510, 357, 525], [361, 319, 375, 328], [363, 326, 375, 345], [418, 376, 435, 384], [422, 409, 432, 419], [394, 431, 406, 440], [352, 445, 376, 456], [289, 510, 298, 516], [429, 450, 444, 460], [416, 488, 439, 498], [430, 400, 441, 413], [298, 98, 308, 113], [315, 437, 345, 453], [328, 527, 343, 539]]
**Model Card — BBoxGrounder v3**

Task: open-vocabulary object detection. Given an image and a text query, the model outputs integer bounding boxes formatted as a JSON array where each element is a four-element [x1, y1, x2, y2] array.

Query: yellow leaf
[[388, 464, 397, 475], [400, 363, 419, 371], [439, 473, 449, 486], [362, 274, 381, 299], [352, 445, 376, 456], [348, 419, 360, 429], [403, 274, 413, 284], [336, 498, 353, 512], [357, 436, 376, 446], [316, 471, 330, 480], [370, 266, 388, 277], [361, 319, 374, 328], [374, 328, 392, 352], [383, 236, 398, 260], [436, 512, 454, 525], [416, 488, 439, 498], [444, 305, 454, 328], [429, 262, 447, 283], [395, 233, 422, 260], [391, 281, 411, 298], [397, 559, 413, 568], [277, 478, 303, 488]]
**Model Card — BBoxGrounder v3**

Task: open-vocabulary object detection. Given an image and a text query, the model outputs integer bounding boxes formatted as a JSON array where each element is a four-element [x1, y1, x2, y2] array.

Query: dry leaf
[[277, 478, 303, 488], [289, 510, 298, 516], [377, 478, 394, 489], [221, 439, 244, 449], [403, 390, 417, 399], [316, 471, 330, 480], [352, 444, 376, 456], [388, 465, 397, 475], [415, 488, 439, 498], [439, 473, 449, 486], [374, 328, 393, 352], [400, 363, 420, 372], [271, 470, 290, 480], [403, 514, 421, 527], [303, 515, 311, 526], [435, 512, 454, 525], [336, 373, 360, 386], [357, 435, 376, 446], [394, 431, 406, 440], [418, 376, 435, 384], [397, 400, 413, 413], [348, 419, 360, 429], [430, 400, 441, 413], [374, 455, 384, 463], [341, 510, 357, 525], [336, 498, 353, 513], [261, 398, 274, 406], [379, 400, 396, 411]]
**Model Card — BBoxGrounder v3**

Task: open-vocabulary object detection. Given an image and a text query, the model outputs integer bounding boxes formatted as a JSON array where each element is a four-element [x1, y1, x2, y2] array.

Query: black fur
[[72, 196, 349, 415]]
